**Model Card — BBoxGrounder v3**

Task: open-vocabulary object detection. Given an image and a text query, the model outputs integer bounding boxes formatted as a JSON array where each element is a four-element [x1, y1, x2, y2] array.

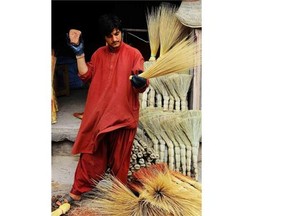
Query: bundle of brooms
[[128, 128, 160, 180], [136, 6, 200, 80], [85, 163, 201, 216]]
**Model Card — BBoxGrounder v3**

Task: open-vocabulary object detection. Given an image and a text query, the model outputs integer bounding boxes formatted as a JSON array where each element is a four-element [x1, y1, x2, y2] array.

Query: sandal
[[55, 194, 81, 206]]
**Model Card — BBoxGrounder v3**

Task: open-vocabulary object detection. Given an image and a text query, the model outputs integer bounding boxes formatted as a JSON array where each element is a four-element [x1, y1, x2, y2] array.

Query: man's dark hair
[[98, 14, 122, 37]]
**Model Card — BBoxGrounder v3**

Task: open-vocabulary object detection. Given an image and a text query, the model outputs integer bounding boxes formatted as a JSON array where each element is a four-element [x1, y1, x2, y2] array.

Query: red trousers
[[70, 128, 136, 196]]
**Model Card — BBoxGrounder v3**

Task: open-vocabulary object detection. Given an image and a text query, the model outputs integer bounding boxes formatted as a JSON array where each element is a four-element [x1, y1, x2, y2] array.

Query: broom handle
[[161, 134, 174, 170], [179, 142, 187, 175], [181, 98, 188, 111], [168, 95, 174, 111], [148, 86, 155, 107], [175, 98, 181, 112], [186, 145, 192, 177], [192, 29, 202, 110], [156, 93, 162, 108], [163, 95, 169, 111], [141, 88, 149, 109], [157, 137, 166, 163], [151, 138, 159, 156], [174, 144, 181, 172], [192, 142, 200, 181]]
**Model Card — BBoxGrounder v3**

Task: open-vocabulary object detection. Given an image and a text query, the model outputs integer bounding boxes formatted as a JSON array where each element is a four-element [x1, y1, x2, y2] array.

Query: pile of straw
[[88, 163, 201, 216]]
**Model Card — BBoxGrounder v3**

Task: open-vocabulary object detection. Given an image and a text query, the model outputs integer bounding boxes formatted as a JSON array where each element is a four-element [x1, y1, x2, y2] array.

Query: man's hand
[[67, 29, 84, 56], [130, 74, 147, 89]]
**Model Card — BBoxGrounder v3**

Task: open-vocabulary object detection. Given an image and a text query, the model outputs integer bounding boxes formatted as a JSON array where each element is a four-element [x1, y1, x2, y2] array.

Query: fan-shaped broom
[[150, 77, 170, 111], [163, 114, 188, 174], [146, 6, 161, 61], [173, 73, 193, 111], [139, 36, 200, 79], [160, 113, 182, 172], [163, 73, 181, 111], [139, 107, 164, 161], [179, 110, 202, 180], [149, 78, 163, 108], [159, 2, 188, 57]]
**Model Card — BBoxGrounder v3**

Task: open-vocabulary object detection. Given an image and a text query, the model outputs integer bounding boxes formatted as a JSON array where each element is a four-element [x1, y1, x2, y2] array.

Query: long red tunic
[[71, 42, 146, 155]]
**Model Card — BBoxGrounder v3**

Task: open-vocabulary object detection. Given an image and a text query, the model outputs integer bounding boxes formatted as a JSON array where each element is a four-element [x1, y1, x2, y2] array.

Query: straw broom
[[145, 60, 162, 108], [143, 61, 156, 108], [140, 108, 170, 164], [138, 116, 160, 159], [177, 111, 195, 177], [165, 111, 193, 176], [140, 87, 149, 109], [180, 110, 202, 180], [139, 108, 164, 161], [160, 114, 182, 172], [158, 76, 176, 111], [149, 114, 173, 167], [147, 85, 156, 108], [163, 115, 188, 174], [131, 163, 202, 216], [188, 110, 202, 180], [149, 78, 163, 108], [146, 6, 161, 61], [158, 77, 170, 111], [163, 73, 181, 111], [170, 170, 202, 192], [175, 118, 193, 176], [173, 73, 193, 111], [139, 36, 200, 79], [156, 114, 177, 171], [89, 163, 201, 216], [150, 77, 170, 111], [90, 176, 140, 216], [159, 2, 187, 57]]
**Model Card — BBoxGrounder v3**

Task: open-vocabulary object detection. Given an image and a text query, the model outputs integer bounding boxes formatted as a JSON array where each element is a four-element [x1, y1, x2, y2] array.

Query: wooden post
[[192, 29, 202, 110]]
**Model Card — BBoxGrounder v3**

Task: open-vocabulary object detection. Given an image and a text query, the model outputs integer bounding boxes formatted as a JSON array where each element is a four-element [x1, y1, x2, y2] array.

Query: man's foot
[[55, 193, 81, 206], [73, 112, 84, 120]]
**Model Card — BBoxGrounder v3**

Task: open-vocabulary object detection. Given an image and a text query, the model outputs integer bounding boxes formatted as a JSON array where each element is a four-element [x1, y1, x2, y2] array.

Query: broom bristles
[[139, 37, 201, 79], [159, 2, 187, 57], [133, 163, 201, 216], [90, 176, 139, 216], [90, 164, 201, 216], [146, 6, 161, 61], [170, 170, 202, 192]]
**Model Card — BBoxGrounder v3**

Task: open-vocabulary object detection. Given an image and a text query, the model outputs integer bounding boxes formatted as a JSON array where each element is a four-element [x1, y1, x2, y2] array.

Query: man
[[62, 14, 149, 204]]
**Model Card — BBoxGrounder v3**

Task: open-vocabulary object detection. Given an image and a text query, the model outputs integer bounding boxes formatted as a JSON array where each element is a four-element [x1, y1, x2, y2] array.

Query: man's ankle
[[69, 193, 81, 201]]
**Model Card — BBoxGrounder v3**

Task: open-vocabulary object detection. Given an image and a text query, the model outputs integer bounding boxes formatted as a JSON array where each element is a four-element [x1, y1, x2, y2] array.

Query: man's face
[[105, 28, 122, 49]]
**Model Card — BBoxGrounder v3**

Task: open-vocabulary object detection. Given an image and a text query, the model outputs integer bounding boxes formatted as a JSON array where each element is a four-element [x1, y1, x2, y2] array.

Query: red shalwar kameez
[[70, 42, 148, 196]]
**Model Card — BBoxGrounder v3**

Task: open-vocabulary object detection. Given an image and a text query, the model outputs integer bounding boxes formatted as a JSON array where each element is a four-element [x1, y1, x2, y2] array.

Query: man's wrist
[[76, 53, 85, 59]]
